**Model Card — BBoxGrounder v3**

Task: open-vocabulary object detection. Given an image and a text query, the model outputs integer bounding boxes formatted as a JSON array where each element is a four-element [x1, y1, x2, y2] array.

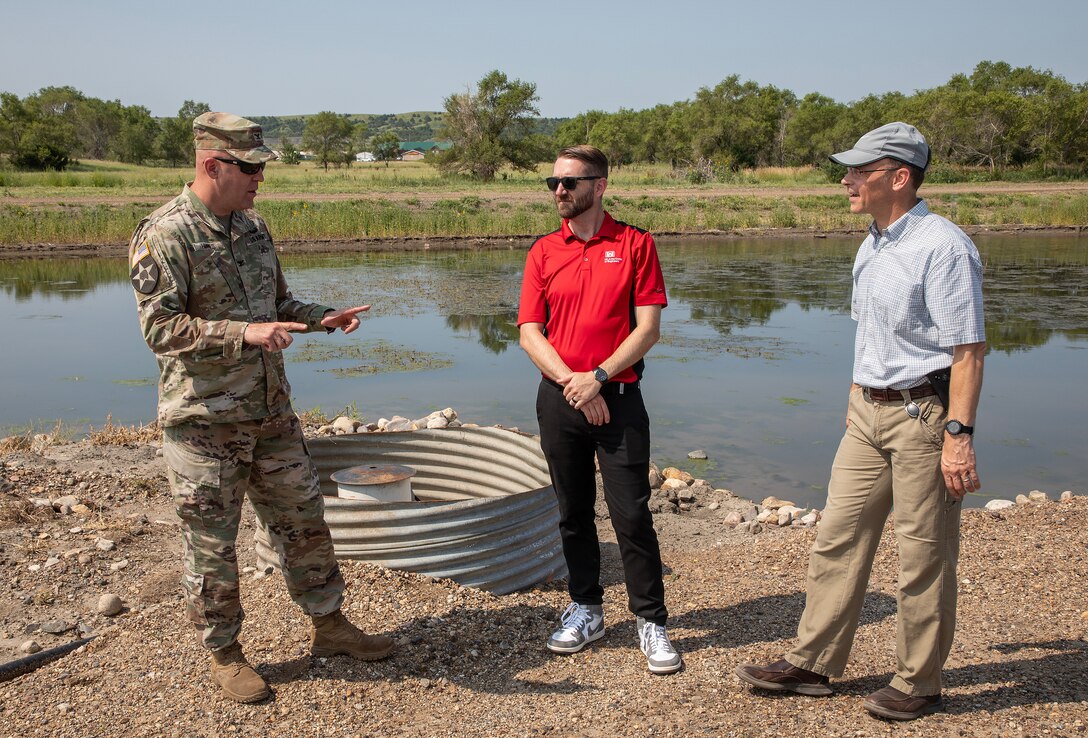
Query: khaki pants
[[786, 386, 961, 696], [163, 411, 345, 650]]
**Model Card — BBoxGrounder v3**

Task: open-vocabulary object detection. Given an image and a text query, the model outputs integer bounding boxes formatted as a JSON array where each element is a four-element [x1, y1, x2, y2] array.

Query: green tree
[[553, 110, 608, 149], [279, 136, 301, 165], [686, 76, 795, 170], [588, 109, 639, 169], [73, 97, 123, 160], [156, 100, 210, 167], [783, 94, 846, 166], [113, 104, 157, 164], [7, 87, 81, 169], [436, 70, 540, 180], [302, 111, 355, 171], [370, 131, 401, 164], [0, 93, 30, 160]]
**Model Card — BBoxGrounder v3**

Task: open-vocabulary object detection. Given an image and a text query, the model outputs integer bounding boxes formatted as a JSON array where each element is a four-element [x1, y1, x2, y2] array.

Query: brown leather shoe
[[863, 686, 943, 720], [210, 643, 270, 703], [735, 659, 833, 696], [311, 610, 395, 661]]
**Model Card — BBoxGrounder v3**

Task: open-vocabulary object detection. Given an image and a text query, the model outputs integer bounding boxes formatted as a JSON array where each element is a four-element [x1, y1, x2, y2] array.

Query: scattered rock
[[97, 593, 124, 616], [687, 450, 708, 460], [761, 496, 796, 510], [1015, 494, 1031, 506], [661, 478, 689, 492], [1060, 491, 1074, 502], [384, 416, 414, 432], [41, 619, 72, 634], [110, 559, 130, 572], [662, 468, 694, 484], [71, 504, 92, 515], [722, 511, 743, 527], [1027, 490, 1050, 503], [331, 416, 358, 434], [96, 538, 116, 552], [18, 640, 41, 655], [52, 495, 80, 513], [777, 506, 804, 527], [985, 499, 1016, 511], [647, 464, 664, 489]]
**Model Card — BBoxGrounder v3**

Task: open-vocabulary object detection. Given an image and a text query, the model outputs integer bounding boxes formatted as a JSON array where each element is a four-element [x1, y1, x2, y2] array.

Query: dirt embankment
[[0, 434, 1085, 737]]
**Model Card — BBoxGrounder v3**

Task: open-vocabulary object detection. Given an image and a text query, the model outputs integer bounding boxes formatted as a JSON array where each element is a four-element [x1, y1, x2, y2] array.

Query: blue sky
[[3, 0, 1085, 119]]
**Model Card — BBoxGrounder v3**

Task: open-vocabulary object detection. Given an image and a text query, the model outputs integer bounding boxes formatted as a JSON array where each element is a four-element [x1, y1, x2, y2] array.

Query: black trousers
[[536, 378, 668, 625]]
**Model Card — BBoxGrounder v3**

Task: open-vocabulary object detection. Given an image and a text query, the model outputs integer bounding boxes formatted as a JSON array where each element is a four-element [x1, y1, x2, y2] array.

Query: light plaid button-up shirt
[[851, 199, 985, 389]]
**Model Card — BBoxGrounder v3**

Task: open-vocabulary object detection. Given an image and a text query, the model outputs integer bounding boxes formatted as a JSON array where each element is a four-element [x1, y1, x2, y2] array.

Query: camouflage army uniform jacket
[[129, 185, 332, 428]]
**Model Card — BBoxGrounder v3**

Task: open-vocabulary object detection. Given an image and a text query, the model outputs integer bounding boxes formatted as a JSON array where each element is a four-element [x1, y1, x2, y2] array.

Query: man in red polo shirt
[[517, 145, 680, 674]]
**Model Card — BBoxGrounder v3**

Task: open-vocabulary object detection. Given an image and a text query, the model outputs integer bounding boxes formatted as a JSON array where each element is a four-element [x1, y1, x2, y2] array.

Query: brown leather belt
[[864, 385, 936, 402]]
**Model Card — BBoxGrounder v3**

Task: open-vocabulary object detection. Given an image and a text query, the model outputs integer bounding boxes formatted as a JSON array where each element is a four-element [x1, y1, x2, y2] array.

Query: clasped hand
[[559, 371, 611, 426]]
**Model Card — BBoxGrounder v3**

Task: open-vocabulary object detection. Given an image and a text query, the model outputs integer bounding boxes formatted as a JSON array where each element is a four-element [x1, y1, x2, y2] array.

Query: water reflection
[[0, 259, 126, 300], [2, 234, 1085, 508], [446, 313, 519, 354], [3, 236, 1085, 353]]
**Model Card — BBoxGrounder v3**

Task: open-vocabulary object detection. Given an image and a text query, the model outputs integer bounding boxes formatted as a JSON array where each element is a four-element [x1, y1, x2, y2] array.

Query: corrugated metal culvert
[[254, 426, 567, 594]]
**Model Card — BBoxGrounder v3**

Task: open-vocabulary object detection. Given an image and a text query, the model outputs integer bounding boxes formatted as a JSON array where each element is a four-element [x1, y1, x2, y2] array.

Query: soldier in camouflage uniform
[[129, 112, 394, 704]]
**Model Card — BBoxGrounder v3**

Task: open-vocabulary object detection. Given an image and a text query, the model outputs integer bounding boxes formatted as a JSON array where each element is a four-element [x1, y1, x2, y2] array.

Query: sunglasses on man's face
[[214, 157, 265, 175], [545, 175, 602, 192]]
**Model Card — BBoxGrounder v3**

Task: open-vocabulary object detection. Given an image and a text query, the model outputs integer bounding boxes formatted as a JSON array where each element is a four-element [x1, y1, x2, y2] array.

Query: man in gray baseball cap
[[736, 122, 986, 721]]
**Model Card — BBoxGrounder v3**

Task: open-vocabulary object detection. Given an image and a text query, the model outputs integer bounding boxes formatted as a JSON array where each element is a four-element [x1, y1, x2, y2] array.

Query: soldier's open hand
[[243, 321, 309, 352], [321, 305, 371, 334]]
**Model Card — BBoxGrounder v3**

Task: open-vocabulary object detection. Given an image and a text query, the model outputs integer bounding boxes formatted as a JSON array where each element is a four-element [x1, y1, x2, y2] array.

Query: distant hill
[[250, 112, 567, 145]]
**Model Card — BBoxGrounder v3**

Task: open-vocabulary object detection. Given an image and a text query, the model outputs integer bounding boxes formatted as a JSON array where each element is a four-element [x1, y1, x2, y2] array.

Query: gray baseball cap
[[829, 122, 930, 170]]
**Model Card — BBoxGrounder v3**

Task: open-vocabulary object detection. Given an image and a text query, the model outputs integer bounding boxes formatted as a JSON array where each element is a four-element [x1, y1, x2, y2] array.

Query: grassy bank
[[1, 160, 1086, 246]]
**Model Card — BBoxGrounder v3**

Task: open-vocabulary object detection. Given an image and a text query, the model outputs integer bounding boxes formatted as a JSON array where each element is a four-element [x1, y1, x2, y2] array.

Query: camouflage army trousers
[[163, 411, 345, 650]]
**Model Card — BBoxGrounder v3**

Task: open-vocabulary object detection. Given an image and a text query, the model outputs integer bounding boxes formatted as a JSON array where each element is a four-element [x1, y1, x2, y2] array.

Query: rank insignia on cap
[[130, 241, 161, 295]]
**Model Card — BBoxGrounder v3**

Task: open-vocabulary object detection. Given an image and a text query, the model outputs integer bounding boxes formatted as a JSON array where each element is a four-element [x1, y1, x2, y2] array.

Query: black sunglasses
[[214, 157, 265, 175], [546, 175, 602, 192]]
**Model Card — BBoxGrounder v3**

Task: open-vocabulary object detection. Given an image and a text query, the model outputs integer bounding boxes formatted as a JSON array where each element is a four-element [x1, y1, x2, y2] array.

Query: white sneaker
[[637, 617, 682, 674], [547, 602, 605, 654]]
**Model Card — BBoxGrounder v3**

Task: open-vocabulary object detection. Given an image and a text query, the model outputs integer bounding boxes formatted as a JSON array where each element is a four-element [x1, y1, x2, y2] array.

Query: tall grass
[[5, 193, 1083, 247]]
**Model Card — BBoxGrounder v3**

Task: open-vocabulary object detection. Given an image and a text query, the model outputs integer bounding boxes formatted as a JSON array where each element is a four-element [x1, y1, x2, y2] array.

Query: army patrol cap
[[193, 112, 277, 164], [830, 121, 930, 171]]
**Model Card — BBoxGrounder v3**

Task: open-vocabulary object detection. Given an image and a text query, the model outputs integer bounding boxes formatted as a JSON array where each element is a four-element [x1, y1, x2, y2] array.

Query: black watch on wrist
[[593, 367, 609, 384], [944, 420, 974, 436]]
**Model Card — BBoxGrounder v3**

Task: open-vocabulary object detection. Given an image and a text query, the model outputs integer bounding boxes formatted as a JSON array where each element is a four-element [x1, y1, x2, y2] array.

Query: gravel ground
[[0, 436, 1085, 738]]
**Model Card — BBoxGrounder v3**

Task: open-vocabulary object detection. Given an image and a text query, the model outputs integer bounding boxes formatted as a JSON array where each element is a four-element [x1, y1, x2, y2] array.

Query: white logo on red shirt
[[603, 250, 623, 264]]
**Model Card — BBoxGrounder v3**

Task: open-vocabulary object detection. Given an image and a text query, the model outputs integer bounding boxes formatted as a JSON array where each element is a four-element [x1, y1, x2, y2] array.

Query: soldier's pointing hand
[[320, 305, 371, 335], [243, 321, 309, 352]]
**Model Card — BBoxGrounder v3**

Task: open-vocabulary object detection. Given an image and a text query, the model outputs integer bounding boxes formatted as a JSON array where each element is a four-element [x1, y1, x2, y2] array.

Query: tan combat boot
[[311, 610, 395, 661], [209, 643, 270, 703]]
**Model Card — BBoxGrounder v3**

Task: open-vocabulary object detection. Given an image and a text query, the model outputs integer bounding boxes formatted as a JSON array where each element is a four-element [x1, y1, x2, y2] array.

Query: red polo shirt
[[517, 212, 667, 384]]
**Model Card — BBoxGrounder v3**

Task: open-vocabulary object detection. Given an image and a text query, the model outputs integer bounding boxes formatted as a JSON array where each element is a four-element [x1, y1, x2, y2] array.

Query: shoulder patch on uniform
[[130, 241, 161, 295]]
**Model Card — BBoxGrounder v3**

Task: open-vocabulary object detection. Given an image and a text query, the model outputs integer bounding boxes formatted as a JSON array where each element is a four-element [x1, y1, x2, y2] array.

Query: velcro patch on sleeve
[[130, 241, 161, 295]]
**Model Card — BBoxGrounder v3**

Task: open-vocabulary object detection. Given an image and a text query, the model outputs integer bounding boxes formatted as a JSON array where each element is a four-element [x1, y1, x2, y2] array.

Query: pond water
[[1, 234, 1085, 510]]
